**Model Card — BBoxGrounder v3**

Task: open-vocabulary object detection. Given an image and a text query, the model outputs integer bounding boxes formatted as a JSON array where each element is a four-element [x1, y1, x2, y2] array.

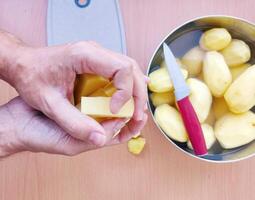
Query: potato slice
[[128, 137, 146, 155], [187, 124, 216, 150], [199, 28, 232, 51], [187, 78, 212, 123], [203, 51, 232, 97], [182, 46, 205, 76], [150, 92, 175, 107], [220, 39, 251, 67], [224, 65, 255, 113], [213, 97, 229, 120], [154, 104, 188, 142], [230, 63, 251, 80], [148, 67, 188, 93], [215, 112, 255, 149]]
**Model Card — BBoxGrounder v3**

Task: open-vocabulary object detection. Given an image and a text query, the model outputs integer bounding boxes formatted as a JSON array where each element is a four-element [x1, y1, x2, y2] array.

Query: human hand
[[1, 37, 148, 146], [0, 97, 144, 157]]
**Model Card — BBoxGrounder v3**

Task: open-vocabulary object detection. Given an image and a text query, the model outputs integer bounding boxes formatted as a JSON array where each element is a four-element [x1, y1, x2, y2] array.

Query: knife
[[163, 43, 207, 156]]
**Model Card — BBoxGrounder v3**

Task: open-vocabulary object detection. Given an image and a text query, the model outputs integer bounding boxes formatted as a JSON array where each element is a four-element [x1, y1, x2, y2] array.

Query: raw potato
[[128, 137, 146, 155], [154, 104, 188, 142], [187, 124, 216, 150], [215, 112, 255, 149], [203, 51, 232, 97], [230, 63, 251, 80], [187, 78, 212, 123], [199, 28, 232, 51], [182, 46, 205, 76], [74, 74, 109, 104], [213, 97, 229, 120], [224, 65, 255, 113], [150, 92, 175, 107], [148, 67, 188, 92], [220, 39, 251, 67]]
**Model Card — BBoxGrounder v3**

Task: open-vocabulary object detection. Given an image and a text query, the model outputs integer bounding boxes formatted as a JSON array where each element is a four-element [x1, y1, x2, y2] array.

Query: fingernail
[[144, 104, 148, 111], [88, 132, 106, 146], [113, 121, 126, 133], [136, 111, 144, 121]]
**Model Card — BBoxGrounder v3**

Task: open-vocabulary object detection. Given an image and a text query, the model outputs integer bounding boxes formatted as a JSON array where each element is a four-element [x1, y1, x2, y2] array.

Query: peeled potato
[[230, 63, 251, 80], [203, 51, 232, 97], [150, 92, 175, 107], [148, 67, 188, 93], [182, 46, 205, 76], [154, 104, 188, 142], [220, 39, 251, 67], [187, 78, 212, 123], [199, 28, 231, 51], [187, 124, 216, 150], [215, 112, 255, 149], [128, 137, 146, 155], [213, 97, 229, 120], [224, 65, 255, 113]]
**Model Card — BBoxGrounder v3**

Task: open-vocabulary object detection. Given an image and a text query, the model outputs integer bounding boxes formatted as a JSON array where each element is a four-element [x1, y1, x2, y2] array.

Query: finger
[[42, 89, 106, 146], [109, 113, 148, 145]]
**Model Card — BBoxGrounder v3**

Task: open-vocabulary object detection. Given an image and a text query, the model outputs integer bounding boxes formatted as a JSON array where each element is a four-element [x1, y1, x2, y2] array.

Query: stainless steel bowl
[[147, 15, 255, 163]]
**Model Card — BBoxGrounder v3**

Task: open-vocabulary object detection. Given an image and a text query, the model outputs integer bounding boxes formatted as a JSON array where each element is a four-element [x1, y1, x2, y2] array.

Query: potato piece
[[128, 137, 146, 155], [74, 74, 109, 104], [230, 63, 251, 80], [220, 39, 251, 67], [154, 104, 188, 142], [203, 51, 232, 97], [182, 46, 205, 76], [81, 97, 134, 118], [199, 28, 231, 51], [224, 65, 255, 113], [213, 97, 229, 120], [187, 124, 216, 150], [89, 81, 116, 97], [148, 67, 188, 92], [187, 78, 212, 122], [215, 112, 255, 149], [150, 92, 175, 107], [76, 103, 105, 122]]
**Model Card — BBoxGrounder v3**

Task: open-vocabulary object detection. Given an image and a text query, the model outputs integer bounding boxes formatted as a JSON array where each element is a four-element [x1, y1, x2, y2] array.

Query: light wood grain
[[0, 0, 255, 199]]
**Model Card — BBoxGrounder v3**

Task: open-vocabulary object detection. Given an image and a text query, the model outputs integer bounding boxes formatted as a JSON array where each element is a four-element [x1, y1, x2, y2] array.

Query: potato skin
[[224, 65, 255, 113], [220, 39, 251, 67], [203, 51, 232, 97], [148, 67, 188, 93], [154, 104, 188, 142], [199, 28, 231, 51], [187, 78, 212, 123], [187, 124, 216, 150], [182, 46, 205, 76], [215, 112, 255, 149]]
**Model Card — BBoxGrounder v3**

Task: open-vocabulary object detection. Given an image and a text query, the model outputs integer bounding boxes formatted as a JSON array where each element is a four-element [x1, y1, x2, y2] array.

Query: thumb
[[42, 90, 106, 146]]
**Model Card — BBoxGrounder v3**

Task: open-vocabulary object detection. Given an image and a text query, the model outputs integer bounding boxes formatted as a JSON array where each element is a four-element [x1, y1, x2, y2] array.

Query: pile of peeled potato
[[148, 28, 255, 151]]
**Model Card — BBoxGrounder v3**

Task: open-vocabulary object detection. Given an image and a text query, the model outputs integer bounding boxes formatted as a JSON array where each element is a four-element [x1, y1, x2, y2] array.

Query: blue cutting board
[[47, 0, 126, 54]]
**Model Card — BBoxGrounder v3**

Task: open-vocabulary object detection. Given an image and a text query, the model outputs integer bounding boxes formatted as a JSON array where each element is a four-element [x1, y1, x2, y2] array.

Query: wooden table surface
[[0, 0, 255, 199]]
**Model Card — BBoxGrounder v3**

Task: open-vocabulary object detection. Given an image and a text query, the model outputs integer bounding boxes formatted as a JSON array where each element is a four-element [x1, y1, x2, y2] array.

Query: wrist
[[0, 104, 24, 157]]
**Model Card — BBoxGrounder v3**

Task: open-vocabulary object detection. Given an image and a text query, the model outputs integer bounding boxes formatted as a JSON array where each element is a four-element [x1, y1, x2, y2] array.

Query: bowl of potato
[[147, 15, 255, 162]]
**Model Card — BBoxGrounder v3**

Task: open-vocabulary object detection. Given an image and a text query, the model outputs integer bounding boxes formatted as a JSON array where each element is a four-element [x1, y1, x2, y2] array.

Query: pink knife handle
[[177, 97, 208, 156]]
